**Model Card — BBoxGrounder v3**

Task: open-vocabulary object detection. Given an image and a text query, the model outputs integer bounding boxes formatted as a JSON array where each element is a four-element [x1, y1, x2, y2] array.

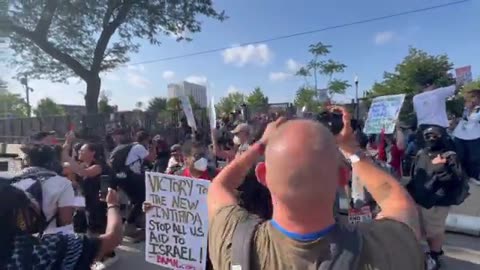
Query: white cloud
[[374, 31, 395, 45], [269, 72, 291, 82], [126, 72, 151, 89], [185, 75, 208, 86], [222, 44, 273, 67], [286, 59, 302, 73], [162, 70, 175, 80], [126, 64, 146, 72]]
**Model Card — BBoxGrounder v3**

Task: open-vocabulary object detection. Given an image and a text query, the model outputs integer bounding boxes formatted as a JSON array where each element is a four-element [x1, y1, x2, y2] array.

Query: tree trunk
[[85, 75, 101, 115]]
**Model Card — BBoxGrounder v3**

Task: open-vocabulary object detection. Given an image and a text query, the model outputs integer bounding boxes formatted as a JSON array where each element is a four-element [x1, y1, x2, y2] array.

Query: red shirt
[[181, 168, 218, 181], [338, 166, 350, 187], [378, 130, 404, 176]]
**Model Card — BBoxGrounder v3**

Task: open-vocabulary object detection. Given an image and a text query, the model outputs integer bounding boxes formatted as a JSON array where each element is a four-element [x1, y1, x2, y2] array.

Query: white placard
[[363, 94, 406, 134], [180, 96, 197, 131], [145, 172, 210, 270], [209, 97, 216, 129]]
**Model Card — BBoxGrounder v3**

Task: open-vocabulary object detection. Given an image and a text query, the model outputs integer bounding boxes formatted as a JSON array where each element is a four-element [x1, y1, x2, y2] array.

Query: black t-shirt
[[4, 233, 100, 270]]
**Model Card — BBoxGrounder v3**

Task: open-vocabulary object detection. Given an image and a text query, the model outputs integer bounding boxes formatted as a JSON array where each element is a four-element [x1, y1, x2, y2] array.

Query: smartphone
[[99, 175, 112, 201]]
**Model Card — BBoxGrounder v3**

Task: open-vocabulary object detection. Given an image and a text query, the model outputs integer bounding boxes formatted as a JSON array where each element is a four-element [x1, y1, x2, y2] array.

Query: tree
[[167, 96, 199, 111], [98, 91, 116, 114], [0, 91, 28, 118], [34, 97, 65, 116], [295, 42, 350, 99], [464, 78, 480, 93], [134, 101, 144, 111], [147, 97, 167, 114], [294, 86, 321, 113], [4, 1, 226, 114], [246, 87, 268, 108], [216, 92, 245, 115], [368, 47, 456, 121]]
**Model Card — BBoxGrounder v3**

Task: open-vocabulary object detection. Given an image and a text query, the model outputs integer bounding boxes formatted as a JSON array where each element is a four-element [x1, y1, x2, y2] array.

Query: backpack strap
[[231, 215, 263, 270], [319, 224, 363, 270]]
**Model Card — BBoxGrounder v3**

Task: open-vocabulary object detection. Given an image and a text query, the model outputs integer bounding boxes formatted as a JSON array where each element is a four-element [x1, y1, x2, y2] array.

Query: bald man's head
[[264, 120, 340, 208]]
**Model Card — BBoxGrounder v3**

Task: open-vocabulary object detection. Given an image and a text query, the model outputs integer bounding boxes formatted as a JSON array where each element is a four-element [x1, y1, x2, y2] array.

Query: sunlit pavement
[[113, 232, 480, 270]]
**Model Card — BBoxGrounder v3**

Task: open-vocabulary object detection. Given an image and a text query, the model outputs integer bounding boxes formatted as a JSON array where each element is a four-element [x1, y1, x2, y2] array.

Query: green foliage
[[294, 86, 321, 113], [134, 101, 144, 111], [4, 0, 226, 113], [147, 97, 167, 113], [166, 96, 199, 111], [34, 97, 65, 117], [368, 47, 456, 122], [246, 87, 268, 108], [216, 92, 245, 115], [295, 42, 350, 97], [98, 91, 115, 114], [0, 89, 28, 118], [463, 77, 480, 93]]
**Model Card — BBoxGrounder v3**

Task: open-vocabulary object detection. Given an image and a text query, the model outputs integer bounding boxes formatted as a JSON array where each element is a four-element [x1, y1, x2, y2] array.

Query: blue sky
[[2, 0, 479, 110]]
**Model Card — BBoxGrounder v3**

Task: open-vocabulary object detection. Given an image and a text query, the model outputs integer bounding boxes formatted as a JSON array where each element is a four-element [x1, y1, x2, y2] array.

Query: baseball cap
[[231, 123, 250, 134], [30, 131, 56, 141], [170, 144, 181, 154]]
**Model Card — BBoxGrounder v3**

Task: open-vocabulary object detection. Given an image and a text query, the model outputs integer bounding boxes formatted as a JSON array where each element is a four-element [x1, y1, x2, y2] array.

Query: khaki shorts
[[418, 206, 450, 239]]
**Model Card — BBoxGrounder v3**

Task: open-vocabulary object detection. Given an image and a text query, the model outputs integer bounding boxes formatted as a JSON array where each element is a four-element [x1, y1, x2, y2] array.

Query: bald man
[[208, 111, 424, 270]]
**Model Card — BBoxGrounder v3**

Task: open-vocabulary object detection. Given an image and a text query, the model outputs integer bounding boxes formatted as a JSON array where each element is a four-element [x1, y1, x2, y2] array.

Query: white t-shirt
[[166, 156, 181, 173], [12, 174, 75, 233], [125, 143, 149, 174], [413, 85, 455, 128], [453, 106, 480, 140]]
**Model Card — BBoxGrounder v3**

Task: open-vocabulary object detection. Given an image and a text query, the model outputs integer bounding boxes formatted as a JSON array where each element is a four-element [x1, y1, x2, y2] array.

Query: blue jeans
[[454, 137, 480, 179]]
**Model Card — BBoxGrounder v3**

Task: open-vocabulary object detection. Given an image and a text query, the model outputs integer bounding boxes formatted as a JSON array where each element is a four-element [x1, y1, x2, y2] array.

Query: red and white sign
[[455, 66, 473, 85], [348, 205, 373, 225]]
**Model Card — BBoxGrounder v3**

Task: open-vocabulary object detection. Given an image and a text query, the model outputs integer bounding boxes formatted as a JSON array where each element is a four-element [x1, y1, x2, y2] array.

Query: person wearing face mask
[[210, 123, 251, 162], [406, 126, 469, 270], [173, 140, 218, 181]]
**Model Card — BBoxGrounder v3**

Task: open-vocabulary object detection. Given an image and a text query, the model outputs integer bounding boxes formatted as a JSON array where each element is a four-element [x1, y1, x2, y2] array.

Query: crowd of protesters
[[0, 79, 479, 270]]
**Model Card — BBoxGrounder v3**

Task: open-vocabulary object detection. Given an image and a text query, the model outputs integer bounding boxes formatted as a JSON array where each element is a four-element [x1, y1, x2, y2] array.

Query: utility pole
[[354, 75, 359, 119], [20, 76, 33, 117]]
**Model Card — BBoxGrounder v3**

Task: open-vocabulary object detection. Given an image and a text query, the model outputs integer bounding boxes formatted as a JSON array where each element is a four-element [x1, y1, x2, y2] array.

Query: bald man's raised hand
[[329, 106, 357, 154], [260, 117, 288, 145]]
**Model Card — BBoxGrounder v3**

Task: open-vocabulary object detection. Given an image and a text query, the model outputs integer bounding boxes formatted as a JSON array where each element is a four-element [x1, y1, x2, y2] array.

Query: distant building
[[59, 104, 86, 115], [167, 81, 207, 108]]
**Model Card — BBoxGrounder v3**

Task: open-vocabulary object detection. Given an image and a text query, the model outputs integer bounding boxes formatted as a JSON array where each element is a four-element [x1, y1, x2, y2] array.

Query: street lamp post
[[20, 76, 34, 117], [354, 75, 359, 119]]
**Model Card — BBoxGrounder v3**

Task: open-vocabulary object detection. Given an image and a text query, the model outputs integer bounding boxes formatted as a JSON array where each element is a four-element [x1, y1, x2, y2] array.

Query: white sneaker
[[92, 253, 119, 270], [469, 177, 480, 186]]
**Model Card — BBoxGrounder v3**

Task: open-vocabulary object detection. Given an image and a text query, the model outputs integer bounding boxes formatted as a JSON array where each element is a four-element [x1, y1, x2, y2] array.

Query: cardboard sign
[[145, 172, 210, 270], [455, 66, 473, 85], [180, 96, 197, 131], [348, 206, 373, 225], [363, 94, 406, 134]]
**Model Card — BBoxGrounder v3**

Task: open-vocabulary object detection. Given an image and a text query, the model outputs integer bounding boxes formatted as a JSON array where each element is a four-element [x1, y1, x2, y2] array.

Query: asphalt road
[[113, 232, 480, 270]]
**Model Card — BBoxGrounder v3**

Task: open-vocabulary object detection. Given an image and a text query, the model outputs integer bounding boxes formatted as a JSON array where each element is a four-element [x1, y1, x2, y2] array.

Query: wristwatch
[[346, 150, 366, 164]]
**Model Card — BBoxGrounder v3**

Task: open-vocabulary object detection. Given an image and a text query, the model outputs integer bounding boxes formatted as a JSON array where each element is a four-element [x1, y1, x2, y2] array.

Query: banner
[[363, 94, 405, 134], [455, 66, 473, 85], [209, 97, 216, 130], [145, 172, 210, 270], [180, 96, 197, 131]]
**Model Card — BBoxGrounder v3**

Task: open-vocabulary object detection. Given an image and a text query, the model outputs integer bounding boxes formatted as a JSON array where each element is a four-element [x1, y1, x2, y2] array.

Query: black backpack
[[231, 216, 362, 270], [109, 143, 135, 174], [4, 170, 59, 234]]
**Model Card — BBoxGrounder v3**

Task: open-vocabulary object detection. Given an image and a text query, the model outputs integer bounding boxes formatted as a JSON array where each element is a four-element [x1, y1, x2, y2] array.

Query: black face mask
[[425, 139, 444, 151]]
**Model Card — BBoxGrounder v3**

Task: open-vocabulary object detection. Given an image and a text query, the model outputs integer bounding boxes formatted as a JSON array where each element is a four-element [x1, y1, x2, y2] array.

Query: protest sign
[[145, 172, 210, 270], [363, 94, 405, 134], [180, 96, 197, 131], [209, 97, 216, 130], [455, 66, 473, 85]]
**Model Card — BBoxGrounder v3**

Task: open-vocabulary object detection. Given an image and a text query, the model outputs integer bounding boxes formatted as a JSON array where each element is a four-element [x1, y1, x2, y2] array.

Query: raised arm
[[334, 107, 420, 239]]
